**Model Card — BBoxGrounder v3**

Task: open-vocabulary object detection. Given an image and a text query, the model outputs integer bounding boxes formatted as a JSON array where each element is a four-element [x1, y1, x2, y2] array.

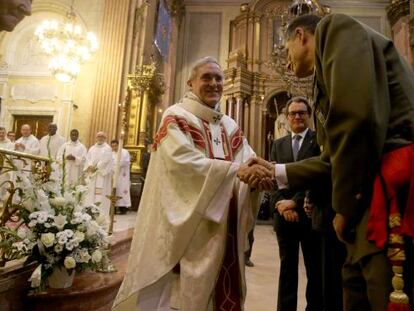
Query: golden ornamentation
[[387, 247, 406, 261], [387, 0, 410, 28], [389, 213, 402, 228], [125, 60, 165, 172], [389, 233, 404, 244]]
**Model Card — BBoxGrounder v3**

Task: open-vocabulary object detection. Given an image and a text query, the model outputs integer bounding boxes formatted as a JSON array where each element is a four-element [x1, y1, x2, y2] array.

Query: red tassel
[[387, 301, 411, 311]]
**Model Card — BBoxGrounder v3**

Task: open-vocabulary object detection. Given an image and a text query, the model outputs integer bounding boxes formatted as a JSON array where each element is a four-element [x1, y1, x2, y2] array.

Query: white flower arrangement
[[4, 162, 112, 290]]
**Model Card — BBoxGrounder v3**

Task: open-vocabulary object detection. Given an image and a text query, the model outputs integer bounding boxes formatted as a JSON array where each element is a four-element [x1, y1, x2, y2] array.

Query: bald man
[[0, 0, 32, 32], [84, 131, 113, 220], [15, 124, 39, 155]]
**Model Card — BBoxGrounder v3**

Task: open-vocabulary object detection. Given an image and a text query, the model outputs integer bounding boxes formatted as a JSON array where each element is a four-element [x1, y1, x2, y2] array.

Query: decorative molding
[[10, 83, 58, 103], [387, 0, 410, 27]]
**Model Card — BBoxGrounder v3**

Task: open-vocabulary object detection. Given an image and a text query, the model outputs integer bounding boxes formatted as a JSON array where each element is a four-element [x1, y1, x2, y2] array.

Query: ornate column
[[88, 0, 132, 145], [235, 95, 244, 128], [125, 63, 156, 173], [243, 100, 250, 136]]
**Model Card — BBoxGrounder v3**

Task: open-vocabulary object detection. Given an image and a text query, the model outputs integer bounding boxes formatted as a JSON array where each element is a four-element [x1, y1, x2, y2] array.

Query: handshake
[[237, 157, 275, 191]]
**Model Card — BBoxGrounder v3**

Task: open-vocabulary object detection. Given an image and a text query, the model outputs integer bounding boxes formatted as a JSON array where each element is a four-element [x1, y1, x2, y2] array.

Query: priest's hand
[[15, 143, 25, 151], [237, 160, 274, 191], [247, 156, 275, 172], [66, 154, 76, 161], [85, 165, 97, 174]]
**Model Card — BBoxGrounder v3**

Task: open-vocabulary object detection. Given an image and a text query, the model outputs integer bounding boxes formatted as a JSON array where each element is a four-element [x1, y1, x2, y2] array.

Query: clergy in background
[[84, 131, 113, 218], [15, 124, 39, 155], [39, 123, 65, 159], [56, 129, 87, 187], [0, 126, 15, 200], [0, 127, 14, 150], [110, 139, 131, 215], [6, 131, 15, 142], [113, 57, 273, 311]]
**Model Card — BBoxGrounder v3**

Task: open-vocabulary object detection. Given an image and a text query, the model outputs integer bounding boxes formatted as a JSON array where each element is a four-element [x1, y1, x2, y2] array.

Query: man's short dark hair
[[70, 129, 79, 134], [111, 139, 119, 145], [285, 96, 312, 115], [285, 14, 322, 40]]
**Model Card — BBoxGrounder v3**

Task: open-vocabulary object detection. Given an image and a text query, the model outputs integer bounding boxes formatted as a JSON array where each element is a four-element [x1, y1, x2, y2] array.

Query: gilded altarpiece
[[223, 0, 314, 157]]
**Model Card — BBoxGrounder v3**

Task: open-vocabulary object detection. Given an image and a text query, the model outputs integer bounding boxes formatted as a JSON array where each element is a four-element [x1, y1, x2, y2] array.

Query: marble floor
[[113, 212, 307, 311]]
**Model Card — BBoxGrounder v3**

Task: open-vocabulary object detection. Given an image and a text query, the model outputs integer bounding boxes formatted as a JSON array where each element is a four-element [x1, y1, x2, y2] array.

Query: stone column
[[243, 100, 250, 137], [88, 0, 132, 145]]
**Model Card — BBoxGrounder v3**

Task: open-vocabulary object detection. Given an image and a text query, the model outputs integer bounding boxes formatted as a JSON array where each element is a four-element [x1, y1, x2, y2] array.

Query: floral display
[[1, 163, 111, 290]]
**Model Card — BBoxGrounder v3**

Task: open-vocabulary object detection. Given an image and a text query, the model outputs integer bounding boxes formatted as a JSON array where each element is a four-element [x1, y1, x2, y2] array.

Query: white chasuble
[[113, 92, 259, 311], [112, 148, 132, 207], [84, 143, 113, 218], [56, 140, 87, 187], [39, 134, 65, 159]]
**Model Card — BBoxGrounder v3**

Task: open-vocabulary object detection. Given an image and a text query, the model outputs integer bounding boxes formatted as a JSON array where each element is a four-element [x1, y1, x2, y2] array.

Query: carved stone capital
[[387, 0, 410, 28]]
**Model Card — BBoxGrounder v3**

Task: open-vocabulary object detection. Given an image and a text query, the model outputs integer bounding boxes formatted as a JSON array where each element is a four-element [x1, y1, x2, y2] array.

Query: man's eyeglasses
[[287, 110, 309, 118]]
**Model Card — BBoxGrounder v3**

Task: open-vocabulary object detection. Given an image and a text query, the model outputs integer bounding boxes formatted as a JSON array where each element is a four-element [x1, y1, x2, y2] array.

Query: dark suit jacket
[[285, 14, 414, 262], [270, 129, 321, 212]]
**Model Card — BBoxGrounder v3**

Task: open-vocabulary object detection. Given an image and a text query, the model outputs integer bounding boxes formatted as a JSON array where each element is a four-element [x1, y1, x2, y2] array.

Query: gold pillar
[[125, 63, 156, 173], [88, 0, 131, 145]]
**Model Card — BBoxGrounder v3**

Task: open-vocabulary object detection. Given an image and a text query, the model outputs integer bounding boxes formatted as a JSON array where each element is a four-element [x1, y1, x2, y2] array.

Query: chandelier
[[34, 1, 98, 83], [266, 0, 330, 97]]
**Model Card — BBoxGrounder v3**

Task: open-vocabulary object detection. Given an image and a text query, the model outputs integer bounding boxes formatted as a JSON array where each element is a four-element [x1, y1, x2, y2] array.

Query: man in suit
[[240, 14, 414, 310], [270, 96, 323, 311]]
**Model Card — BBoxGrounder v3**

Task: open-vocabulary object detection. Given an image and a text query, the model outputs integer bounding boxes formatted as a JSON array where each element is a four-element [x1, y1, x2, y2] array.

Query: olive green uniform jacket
[[286, 13, 414, 263]]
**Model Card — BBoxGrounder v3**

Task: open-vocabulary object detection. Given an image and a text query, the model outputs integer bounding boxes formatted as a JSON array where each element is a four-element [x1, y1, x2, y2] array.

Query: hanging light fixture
[[266, 0, 330, 97], [34, 0, 98, 83]]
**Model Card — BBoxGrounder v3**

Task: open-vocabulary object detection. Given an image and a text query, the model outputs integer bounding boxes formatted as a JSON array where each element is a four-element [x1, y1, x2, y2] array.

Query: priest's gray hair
[[188, 56, 221, 81]]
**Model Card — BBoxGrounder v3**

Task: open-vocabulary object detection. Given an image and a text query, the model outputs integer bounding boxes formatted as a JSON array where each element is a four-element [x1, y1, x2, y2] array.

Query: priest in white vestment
[[39, 123, 65, 159], [15, 124, 39, 155], [56, 129, 87, 187], [0, 127, 15, 200], [15, 124, 40, 175], [110, 139, 131, 214], [84, 131, 113, 219], [113, 57, 274, 311]]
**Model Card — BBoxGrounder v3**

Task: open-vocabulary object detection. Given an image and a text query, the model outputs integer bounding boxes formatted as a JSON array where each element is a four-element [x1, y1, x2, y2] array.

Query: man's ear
[[296, 27, 308, 44], [187, 80, 192, 89]]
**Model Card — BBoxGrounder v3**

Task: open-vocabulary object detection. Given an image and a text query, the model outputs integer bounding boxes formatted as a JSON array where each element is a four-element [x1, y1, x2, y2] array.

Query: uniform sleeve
[[314, 14, 390, 217]]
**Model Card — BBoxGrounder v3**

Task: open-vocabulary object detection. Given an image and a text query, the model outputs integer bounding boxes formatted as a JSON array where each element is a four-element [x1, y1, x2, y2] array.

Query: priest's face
[[96, 132, 106, 145], [285, 27, 315, 78], [70, 130, 79, 142], [111, 142, 119, 152], [187, 62, 224, 108], [7, 131, 15, 141], [48, 124, 57, 136], [21, 124, 31, 137], [0, 0, 32, 32], [0, 129, 6, 140]]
